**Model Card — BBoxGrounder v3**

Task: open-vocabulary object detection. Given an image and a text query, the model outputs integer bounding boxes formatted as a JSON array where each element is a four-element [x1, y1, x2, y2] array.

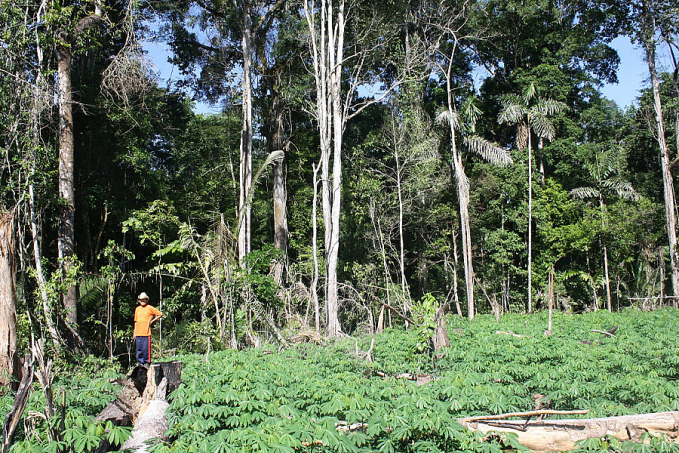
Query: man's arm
[[150, 307, 163, 325]]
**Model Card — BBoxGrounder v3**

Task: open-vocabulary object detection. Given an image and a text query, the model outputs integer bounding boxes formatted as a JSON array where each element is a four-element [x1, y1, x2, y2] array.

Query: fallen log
[[458, 411, 679, 452]]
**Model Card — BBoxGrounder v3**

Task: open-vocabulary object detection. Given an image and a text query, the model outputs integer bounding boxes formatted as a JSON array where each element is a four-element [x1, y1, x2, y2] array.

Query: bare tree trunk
[[371, 204, 393, 325], [527, 133, 533, 314], [237, 3, 254, 264], [324, 0, 345, 338], [305, 0, 343, 337], [56, 37, 78, 339], [395, 149, 410, 310], [452, 229, 462, 316], [444, 38, 474, 320], [0, 211, 17, 387], [311, 163, 321, 333], [547, 266, 554, 334], [451, 140, 473, 319], [31, 20, 60, 346], [600, 198, 612, 312], [271, 93, 288, 286], [641, 6, 679, 301]]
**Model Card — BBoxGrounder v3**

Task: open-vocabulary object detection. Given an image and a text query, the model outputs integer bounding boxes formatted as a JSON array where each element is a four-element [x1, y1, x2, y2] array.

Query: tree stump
[[94, 362, 181, 451]]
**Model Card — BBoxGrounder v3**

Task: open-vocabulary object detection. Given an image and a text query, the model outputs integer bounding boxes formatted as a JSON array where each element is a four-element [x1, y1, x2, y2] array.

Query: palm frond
[[523, 83, 537, 104], [461, 97, 481, 130], [498, 98, 526, 125], [536, 98, 566, 116], [436, 109, 460, 131], [570, 187, 600, 199], [464, 136, 513, 167], [530, 113, 556, 141], [79, 275, 107, 306], [602, 177, 640, 201]]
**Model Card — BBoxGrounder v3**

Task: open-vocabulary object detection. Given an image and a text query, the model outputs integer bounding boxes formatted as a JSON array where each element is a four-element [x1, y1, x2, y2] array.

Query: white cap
[[138, 292, 150, 301]]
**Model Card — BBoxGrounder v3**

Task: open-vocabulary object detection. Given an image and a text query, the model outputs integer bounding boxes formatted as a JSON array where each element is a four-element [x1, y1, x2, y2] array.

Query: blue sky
[[144, 35, 656, 114], [599, 36, 648, 109]]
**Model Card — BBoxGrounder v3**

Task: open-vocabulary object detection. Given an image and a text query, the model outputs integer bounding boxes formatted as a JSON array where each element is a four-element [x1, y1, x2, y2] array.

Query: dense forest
[[1, 0, 679, 448]]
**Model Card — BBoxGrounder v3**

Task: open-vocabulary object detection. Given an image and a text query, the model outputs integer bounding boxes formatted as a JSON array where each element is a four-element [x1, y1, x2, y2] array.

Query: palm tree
[[499, 83, 566, 314], [570, 146, 640, 312], [438, 99, 513, 320]]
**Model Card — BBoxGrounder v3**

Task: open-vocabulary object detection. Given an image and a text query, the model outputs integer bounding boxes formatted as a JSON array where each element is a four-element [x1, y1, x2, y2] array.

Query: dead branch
[[375, 298, 419, 326], [2, 355, 33, 453], [459, 409, 590, 424], [591, 327, 617, 337], [495, 331, 531, 338]]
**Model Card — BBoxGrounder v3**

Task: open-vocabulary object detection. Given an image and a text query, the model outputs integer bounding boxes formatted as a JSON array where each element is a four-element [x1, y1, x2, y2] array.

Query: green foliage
[[1, 358, 131, 452], [411, 293, 438, 354], [159, 309, 679, 453]]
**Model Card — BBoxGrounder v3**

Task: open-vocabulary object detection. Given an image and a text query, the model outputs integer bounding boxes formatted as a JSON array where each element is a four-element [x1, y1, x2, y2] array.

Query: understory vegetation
[[6, 309, 678, 452]]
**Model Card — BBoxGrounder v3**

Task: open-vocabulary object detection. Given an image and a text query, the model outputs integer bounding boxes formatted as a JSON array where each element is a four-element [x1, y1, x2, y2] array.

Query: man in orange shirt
[[133, 292, 162, 365]]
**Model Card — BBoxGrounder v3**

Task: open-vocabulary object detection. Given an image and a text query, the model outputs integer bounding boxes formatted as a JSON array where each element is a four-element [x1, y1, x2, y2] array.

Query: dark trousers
[[136, 336, 151, 364]]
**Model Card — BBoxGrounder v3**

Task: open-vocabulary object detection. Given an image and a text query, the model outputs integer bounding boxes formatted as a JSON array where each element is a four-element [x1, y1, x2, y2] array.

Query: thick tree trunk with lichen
[[57, 38, 78, 339], [271, 91, 288, 286], [0, 212, 17, 388]]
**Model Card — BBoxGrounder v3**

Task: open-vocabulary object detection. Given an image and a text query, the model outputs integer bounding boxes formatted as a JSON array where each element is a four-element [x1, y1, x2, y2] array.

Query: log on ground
[[458, 411, 679, 452]]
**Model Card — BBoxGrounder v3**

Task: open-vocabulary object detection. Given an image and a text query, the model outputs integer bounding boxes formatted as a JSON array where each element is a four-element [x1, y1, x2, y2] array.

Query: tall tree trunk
[[304, 0, 351, 337], [641, 3, 679, 301], [444, 38, 474, 320], [0, 211, 17, 387], [600, 197, 612, 312], [326, 23, 343, 337], [395, 149, 410, 309], [452, 230, 462, 317], [237, 3, 254, 264], [451, 130, 474, 320], [56, 37, 78, 338], [547, 266, 554, 334], [312, 163, 321, 332], [271, 91, 288, 286], [527, 132, 533, 314], [31, 22, 61, 346]]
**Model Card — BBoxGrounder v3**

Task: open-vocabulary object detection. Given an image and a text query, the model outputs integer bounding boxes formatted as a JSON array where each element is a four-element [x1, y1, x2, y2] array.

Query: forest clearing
[[3, 309, 679, 452], [2, 0, 679, 451]]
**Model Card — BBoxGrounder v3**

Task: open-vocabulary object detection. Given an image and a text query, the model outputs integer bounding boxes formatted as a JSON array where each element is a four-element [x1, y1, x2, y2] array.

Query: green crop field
[[156, 308, 679, 453], [3, 308, 679, 453]]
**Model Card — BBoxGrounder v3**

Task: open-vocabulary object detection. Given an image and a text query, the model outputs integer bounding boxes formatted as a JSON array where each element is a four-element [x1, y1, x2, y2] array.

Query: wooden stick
[[591, 329, 616, 337], [459, 409, 590, 423], [495, 330, 531, 338]]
